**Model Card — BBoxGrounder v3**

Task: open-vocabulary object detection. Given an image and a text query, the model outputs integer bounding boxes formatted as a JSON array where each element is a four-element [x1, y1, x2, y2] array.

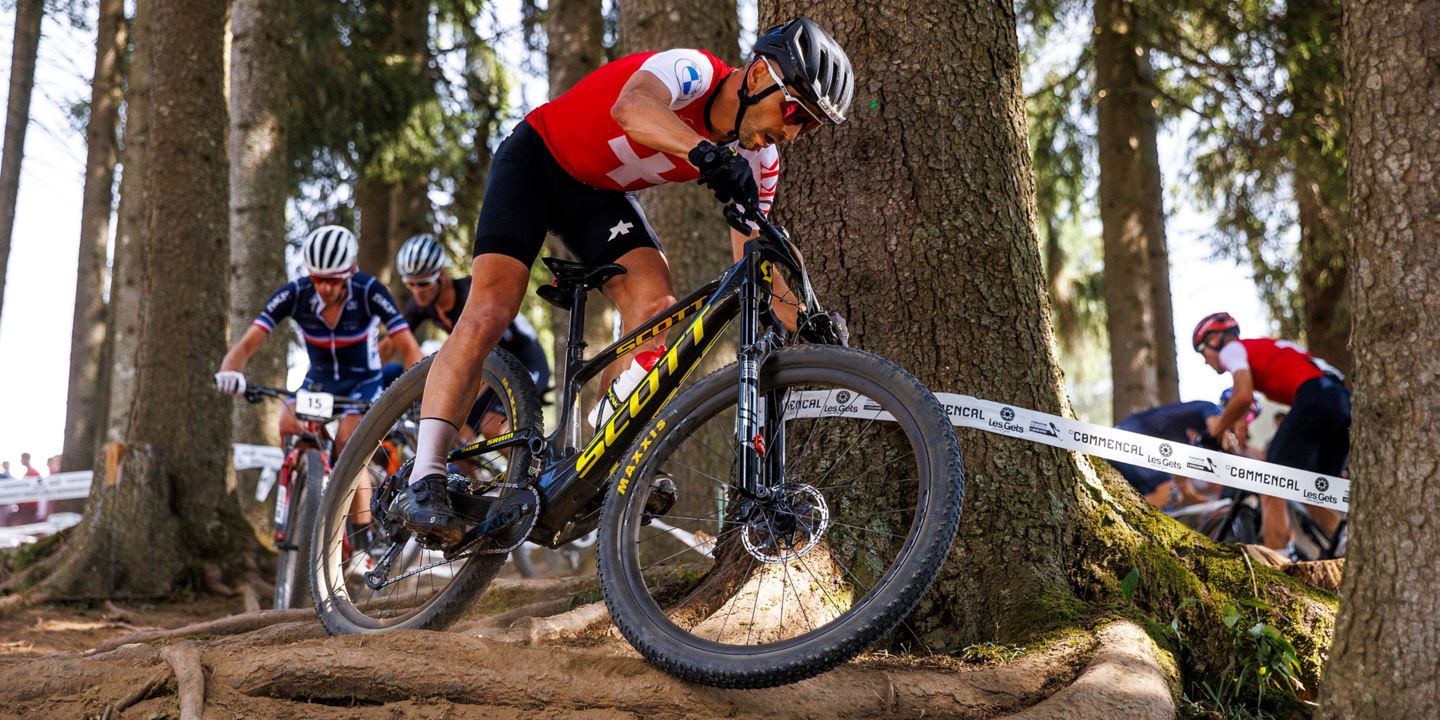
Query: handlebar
[[242, 383, 372, 413]]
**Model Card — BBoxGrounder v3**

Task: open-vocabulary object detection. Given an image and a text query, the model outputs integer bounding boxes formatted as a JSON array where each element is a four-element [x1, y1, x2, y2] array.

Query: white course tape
[[783, 390, 1349, 512], [0, 444, 287, 506], [0, 472, 93, 505]]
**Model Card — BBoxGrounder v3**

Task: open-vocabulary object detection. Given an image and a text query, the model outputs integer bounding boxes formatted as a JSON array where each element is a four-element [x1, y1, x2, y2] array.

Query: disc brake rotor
[[741, 484, 830, 563]]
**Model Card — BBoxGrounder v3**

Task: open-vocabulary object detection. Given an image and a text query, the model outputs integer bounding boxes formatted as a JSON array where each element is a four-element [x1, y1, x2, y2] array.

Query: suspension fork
[[735, 256, 770, 498]]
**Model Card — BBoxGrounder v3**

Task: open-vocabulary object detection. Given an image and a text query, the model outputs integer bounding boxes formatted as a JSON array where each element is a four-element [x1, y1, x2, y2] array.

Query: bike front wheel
[[597, 345, 965, 688], [274, 449, 324, 610]]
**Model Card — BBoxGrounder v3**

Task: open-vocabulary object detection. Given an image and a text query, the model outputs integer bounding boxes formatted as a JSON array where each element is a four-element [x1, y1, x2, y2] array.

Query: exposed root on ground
[[0, 578, 1186, 719], [159, 643, 205, 720], [88, 609, 314, 654]]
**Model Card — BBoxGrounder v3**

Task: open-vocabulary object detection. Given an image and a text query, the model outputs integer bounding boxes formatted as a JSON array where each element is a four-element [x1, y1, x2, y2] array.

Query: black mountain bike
[[241, 384, 370, 609], [309, 205, 965, 688]]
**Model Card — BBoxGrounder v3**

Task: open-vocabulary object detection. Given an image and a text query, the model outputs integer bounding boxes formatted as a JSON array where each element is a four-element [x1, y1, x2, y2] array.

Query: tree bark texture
[[355, 177, 393, 277], [44, 0, 251, 598], [104, 0, 153, 446], [760, 0, 1112, 647], [62, 0, 127, 472], [228, 0, 291, 511], [0, 0, 43, 323], [1320, 1, 1440, 715], [1094, 0, 1174, 419]]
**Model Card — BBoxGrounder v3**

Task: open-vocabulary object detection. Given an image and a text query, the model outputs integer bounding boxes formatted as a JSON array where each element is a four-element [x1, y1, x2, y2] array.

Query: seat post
[[562, 285, 590, 453]]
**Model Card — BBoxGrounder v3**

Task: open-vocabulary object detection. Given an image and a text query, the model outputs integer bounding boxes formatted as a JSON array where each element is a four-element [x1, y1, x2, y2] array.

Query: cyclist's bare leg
[[1260, 494, 1292, 549], [1307, 505, 1342, 536], [1143, 480, 1173, 509], [412, 253, 531, 480], [598, 247, 678, 392], [278, 404, 304, 437]]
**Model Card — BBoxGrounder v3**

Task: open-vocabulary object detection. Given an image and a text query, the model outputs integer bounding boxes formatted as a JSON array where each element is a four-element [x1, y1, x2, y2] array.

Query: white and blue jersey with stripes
[[254, 272, 411, 383]]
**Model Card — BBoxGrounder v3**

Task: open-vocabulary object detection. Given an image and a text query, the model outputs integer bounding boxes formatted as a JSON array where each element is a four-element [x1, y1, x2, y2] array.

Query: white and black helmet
[[302, 225, 358, 276], [396, 234, 447, 278], [751, 18, 855, 125]]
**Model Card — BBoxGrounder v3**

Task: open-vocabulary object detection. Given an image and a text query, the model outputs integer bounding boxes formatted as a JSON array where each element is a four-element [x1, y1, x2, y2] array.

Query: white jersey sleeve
[[1219, 341, 1250, 373], [638, 49, 716, 110]]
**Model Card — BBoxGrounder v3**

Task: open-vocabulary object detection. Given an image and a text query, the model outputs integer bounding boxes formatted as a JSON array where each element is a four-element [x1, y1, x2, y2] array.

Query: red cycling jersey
[[1219, 338, 1327, 406], [525, 49, 778, 213]]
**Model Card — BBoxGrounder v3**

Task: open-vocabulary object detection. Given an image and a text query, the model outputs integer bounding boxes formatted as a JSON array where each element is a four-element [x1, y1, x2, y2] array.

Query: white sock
[[412, 417, 458, 483]]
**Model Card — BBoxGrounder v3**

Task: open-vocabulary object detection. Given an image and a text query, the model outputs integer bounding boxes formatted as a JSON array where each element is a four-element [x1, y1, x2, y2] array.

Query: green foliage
[[284, 0, 512, 244], [1170, 594, 1306, 717], [1121, 566, 1141, 605]]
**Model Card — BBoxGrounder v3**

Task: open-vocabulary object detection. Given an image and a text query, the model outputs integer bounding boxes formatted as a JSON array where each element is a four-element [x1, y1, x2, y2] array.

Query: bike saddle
[[537, 257, 627, 310]]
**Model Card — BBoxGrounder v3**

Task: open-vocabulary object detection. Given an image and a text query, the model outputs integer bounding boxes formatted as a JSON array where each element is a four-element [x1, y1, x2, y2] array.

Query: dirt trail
[[0, 580, 1114, 719]]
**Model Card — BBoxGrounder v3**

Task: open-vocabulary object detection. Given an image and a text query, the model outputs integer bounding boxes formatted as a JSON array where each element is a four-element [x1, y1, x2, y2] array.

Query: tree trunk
[[545, 0, 617, 418], [228, 0, 290, 520], [104, 0, 154, 446], [1094, 0, 1170, 420], [1319, 1, 1440, 715], [0, 0, 43, 323], [758, 7, 1336, 705], [387, 176, 429, 304], [39, 0, 254, 599], [618, 0, 739, 518], [62, 0, 127, 472], [1295, 170, 1350, 375], [1285, 0, 1351, 377], [355, 177, 393, 277]]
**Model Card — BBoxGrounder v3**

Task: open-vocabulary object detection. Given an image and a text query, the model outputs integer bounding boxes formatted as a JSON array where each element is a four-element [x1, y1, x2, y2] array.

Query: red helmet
[[1192, 312, 1240, 352]]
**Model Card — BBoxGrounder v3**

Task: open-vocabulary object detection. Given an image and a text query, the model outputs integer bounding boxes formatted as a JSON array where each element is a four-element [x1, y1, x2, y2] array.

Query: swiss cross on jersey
[[526, 49, 779, 213]]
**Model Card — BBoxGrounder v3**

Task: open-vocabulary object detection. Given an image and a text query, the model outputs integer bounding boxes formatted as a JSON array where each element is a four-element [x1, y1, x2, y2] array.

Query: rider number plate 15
[[296, 390, 335, 420]]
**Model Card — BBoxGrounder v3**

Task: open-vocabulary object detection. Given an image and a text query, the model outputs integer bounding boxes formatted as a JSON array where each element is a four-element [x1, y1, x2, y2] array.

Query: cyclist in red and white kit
[[1192, 312, 1349, 553], [390, 18, 856, 544]]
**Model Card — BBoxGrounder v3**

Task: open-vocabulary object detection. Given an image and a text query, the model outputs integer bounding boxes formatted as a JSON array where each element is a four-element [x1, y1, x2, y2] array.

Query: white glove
[[215, 371, 247, 396]]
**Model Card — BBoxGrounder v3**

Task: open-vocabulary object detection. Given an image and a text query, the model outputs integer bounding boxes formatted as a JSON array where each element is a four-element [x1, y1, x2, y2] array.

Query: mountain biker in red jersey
[[1192, 312, 1350, 553], [390, 18, 856, 545]]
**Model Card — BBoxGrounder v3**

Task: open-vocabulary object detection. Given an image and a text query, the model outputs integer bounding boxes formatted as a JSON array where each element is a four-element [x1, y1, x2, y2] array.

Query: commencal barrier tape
[[0, 444, 286, 506], [783, 390, 1349, 512]]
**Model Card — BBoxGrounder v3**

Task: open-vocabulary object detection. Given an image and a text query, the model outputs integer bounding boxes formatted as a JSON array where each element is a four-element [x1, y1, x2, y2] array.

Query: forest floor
[[0, 566, 1177, 719]]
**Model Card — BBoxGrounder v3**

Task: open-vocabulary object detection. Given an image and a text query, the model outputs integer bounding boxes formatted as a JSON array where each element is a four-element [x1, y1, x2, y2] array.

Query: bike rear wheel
[[274, 450, 324, 610], [310, 350, 541, 633], [597, 346, 965, 688]]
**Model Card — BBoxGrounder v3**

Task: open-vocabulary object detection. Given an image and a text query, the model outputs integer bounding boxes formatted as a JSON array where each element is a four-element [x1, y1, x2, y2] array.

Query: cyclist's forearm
[[219, 325, 268, 373], [393, 330, 424, 367]]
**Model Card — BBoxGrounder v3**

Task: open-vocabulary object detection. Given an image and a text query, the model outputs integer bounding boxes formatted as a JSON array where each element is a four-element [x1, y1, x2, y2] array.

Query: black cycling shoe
[[388, 474, 468, 547], [642, 476, 677, 525]]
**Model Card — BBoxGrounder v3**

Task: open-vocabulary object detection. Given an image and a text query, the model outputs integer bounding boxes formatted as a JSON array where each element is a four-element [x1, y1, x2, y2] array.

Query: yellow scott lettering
[[615, 297, 706, 356]]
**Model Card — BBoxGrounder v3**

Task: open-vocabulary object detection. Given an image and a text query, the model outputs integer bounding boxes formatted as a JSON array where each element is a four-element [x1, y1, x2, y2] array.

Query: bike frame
[[449, 214, 813, 548]]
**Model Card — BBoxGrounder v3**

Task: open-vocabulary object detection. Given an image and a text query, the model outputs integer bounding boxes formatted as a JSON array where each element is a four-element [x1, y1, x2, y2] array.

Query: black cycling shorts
[[1267, 375, 1351, 477], [472, 120, 662, 267]]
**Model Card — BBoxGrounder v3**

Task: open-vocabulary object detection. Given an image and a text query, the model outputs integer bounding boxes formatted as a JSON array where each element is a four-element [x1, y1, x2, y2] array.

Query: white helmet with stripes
[[396, 234, 447, 278], [302, 225, 358, 276]]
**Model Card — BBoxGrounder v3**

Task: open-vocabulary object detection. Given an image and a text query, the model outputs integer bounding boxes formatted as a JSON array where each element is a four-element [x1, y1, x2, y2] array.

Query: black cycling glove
[[689, 140, 761, 211]]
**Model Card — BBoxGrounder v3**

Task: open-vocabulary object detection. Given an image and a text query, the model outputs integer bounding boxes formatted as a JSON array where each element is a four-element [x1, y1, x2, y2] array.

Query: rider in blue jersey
[[216, 226, 424, 453], [1110, 393, 1260, 508], [391, 234, 551, 440]]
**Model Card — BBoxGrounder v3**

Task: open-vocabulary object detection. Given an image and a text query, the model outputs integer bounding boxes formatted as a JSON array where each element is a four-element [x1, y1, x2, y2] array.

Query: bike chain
[[364, 483, 541, 590]]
